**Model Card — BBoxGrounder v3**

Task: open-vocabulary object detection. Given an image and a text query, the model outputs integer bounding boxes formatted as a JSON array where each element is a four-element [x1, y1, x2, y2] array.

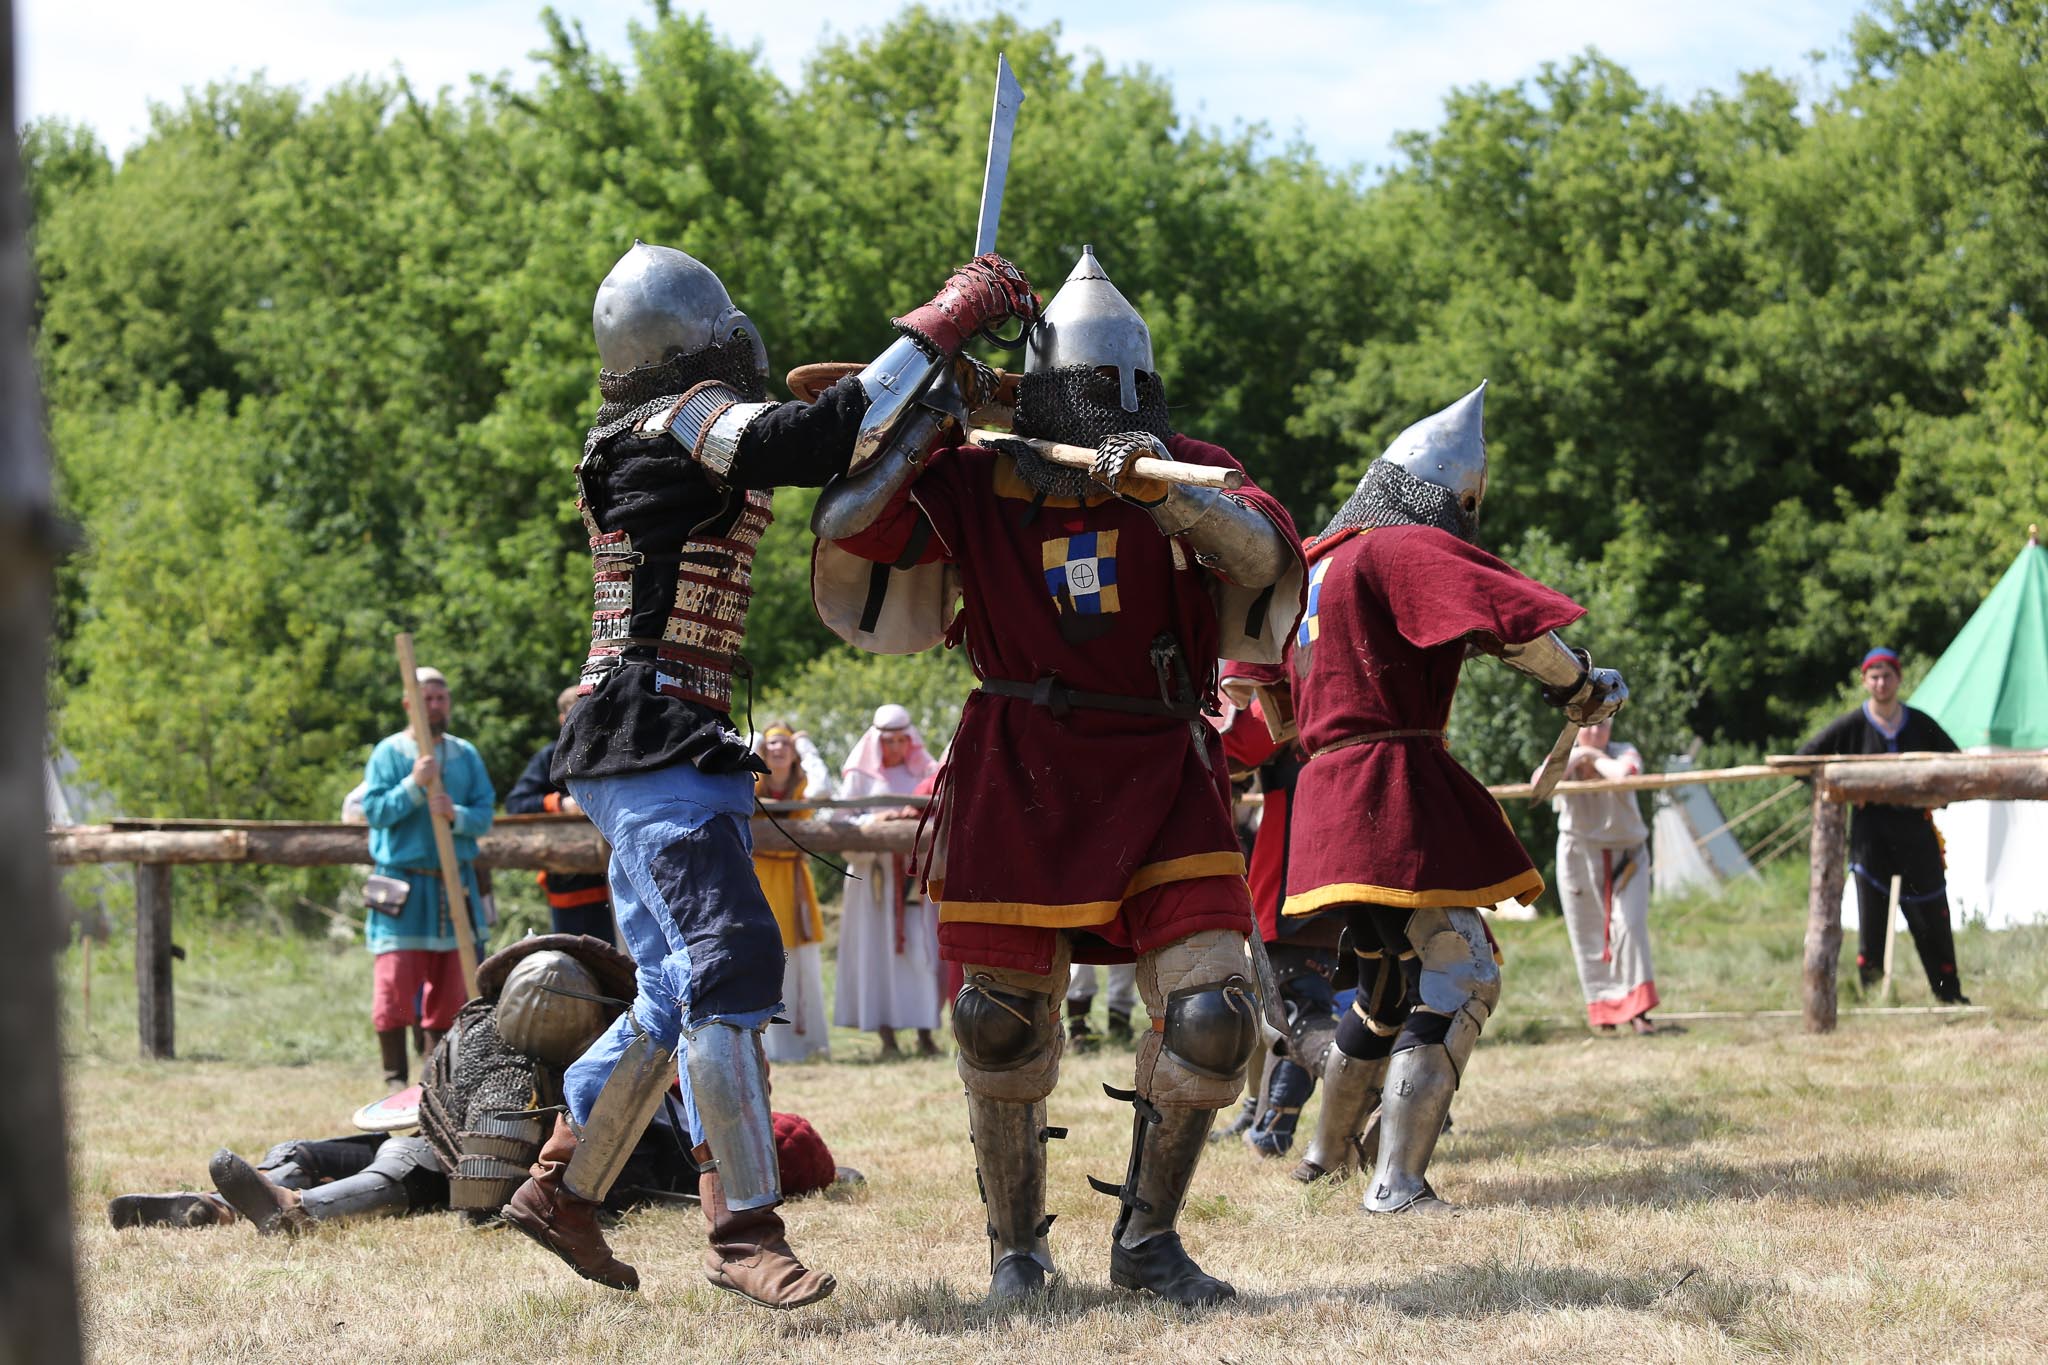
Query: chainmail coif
[[582, 331, 768, 460], [1321, 459, 1475, 542], [1007, 364, 1173, 498]]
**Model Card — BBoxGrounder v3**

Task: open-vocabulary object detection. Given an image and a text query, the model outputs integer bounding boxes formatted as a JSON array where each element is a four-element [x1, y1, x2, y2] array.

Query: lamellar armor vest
[[576, 377, 775, 715]]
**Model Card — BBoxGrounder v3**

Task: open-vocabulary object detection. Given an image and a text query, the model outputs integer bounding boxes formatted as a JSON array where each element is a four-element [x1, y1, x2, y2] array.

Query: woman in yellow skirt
[[754, 722, 833, 1062]]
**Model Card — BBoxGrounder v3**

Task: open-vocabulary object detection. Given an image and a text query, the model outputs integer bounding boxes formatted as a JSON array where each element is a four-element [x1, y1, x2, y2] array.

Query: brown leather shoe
[[698, 1156, 835, 1309], [208, 1150, 312, 1237], [502, 1116, 639, 1292]]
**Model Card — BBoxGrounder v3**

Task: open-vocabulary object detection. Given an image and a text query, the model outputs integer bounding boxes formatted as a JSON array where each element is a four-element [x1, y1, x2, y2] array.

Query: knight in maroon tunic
[[1284, 382, 1628, 1214], [812, 248, 1304, 1306]]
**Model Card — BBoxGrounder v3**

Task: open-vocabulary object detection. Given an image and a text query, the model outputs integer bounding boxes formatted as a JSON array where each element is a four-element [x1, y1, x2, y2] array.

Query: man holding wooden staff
[[359, 666, 495, 1088], [813, 246, 1304, 1306], [502, 240, 1040, 1307]]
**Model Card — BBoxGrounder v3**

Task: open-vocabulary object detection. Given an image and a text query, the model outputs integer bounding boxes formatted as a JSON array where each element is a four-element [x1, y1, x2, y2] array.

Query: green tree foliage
[[25, 1, 2048, 922]]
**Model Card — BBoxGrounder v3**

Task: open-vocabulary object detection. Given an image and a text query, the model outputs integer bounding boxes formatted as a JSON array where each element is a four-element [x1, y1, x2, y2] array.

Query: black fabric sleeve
[[728, 375, 872, 492], [1797, 710, 1863, 757], [1910, 710, 1961, 753], [503, 742, 558, 814]]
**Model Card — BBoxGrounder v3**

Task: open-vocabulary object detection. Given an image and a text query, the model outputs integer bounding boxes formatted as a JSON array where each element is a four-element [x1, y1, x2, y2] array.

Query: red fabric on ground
[[836, 436, 1301, 950], [370, 948, 467, 1031], [1285, 525, 1583, 914], [940, 873, 1252, 975], [772, 1111, 838, 1197]]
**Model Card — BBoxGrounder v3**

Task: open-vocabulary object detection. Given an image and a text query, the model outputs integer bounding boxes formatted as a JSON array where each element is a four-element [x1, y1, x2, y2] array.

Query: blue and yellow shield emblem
[[1042, 530, 1121, 640]]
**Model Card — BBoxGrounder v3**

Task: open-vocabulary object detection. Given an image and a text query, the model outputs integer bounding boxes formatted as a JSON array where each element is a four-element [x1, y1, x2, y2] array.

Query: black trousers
[[1851, 827, 1963, 1000]]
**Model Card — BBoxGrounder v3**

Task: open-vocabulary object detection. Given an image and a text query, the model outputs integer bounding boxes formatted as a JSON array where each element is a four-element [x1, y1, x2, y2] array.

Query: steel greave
[[966, 1092, 1052, 1274], [562, 1019, 677, 1204], [1362, 1044, 1458, 1213], [1300, 1050, 1384, 1176], [684, 1021, 782, 1212], [1116, 1107, 1216, 1248]]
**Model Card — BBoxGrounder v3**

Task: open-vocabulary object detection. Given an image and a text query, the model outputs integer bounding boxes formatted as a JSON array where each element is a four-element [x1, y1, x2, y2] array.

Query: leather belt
[[979, 675, 1203, 722], [1308, 728, 1446, 760]]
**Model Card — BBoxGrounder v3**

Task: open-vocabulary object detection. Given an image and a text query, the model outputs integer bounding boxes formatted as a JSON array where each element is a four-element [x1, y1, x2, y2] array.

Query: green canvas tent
[[1909, 530, 2048, 928], [1913, 532, 2048, 748]]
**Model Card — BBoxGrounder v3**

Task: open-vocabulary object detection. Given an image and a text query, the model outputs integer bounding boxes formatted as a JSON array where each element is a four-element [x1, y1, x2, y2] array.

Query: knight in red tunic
[[812, 248, 1304, 1305], [1284, 382, 1628, 1213]]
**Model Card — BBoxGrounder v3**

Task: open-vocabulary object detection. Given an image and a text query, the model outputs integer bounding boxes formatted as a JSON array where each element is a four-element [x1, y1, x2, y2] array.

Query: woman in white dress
[[833, 703, 941, 1057], [751, 722, 833, 1062], [1542, 718, 1661, 1034]]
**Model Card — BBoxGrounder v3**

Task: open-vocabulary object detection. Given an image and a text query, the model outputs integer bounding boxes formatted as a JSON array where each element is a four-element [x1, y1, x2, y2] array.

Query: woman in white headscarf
[[833, 703, 942, 1057]]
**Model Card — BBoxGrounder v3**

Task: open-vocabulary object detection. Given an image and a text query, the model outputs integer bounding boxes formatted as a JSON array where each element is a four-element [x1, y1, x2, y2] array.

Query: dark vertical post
[[1802, 789, 1847, 1033], [0, 0, 84, 1352], [134, 864, 173, 1058]]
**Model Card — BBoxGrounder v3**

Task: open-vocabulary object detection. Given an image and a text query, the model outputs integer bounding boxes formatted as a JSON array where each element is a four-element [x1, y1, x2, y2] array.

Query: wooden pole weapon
[[395, 634, 481, 999]]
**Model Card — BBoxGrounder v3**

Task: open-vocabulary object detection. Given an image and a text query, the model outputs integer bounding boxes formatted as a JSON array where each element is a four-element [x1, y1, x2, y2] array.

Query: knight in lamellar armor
[[811, 247, 1305, 1306], [505, 241, 1039, 1309], [1282, 383, 1628, 1213]]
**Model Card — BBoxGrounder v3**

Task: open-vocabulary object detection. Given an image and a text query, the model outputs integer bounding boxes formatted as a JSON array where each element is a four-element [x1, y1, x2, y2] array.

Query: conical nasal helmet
[[1378, 380, 1488, 524], [1024, 245, 1155, 413], [592, 241, 768, 382]]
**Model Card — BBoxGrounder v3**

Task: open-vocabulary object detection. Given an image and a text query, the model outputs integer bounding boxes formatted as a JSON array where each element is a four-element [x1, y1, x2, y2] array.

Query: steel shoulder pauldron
[[640, 380, 777, 487]]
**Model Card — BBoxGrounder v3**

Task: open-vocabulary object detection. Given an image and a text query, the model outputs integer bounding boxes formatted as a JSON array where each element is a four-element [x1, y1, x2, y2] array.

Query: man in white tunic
[[834, 704, 942, 1056], [1545, 718, 1661, 1034]]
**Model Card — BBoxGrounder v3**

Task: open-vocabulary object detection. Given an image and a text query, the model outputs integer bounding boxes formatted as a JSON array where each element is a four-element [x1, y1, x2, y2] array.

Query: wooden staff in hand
[[395, 634, 481, 999]]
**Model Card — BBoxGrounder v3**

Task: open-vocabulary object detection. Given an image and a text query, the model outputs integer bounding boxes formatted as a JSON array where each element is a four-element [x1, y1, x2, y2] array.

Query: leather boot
[[1101, 1099, 1234, 1306], [377, 1028, 409, 1088], [697, 1146, 836, 1309], [209, 1150, 313, 1236], [1105, 1007, 1134, 1044], [503, 1115, 639, 1291], [1066, 997, 1099, 1053], [108, 1190, 237, 1229]]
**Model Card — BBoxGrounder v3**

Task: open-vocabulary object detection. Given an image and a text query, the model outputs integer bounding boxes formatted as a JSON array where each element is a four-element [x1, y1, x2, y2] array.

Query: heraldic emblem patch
[[1042, 529, 1121, 642]]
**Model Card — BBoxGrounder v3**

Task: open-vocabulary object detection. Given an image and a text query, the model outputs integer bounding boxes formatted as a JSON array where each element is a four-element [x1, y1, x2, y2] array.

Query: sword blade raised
[[974, 53, 1025, 256]]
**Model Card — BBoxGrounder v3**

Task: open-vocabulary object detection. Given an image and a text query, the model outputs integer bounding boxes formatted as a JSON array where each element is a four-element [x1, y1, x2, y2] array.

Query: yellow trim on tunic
[[1281, 868, 1545, 917], [935, 851, 1248, 928]]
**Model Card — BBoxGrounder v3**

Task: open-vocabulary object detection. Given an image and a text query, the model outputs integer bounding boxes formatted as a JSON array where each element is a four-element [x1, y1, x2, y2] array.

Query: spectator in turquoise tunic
[[361, 666, 495, 1086]]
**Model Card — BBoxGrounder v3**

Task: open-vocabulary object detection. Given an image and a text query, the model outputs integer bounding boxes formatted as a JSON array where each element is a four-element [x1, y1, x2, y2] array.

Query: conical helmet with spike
[[1379, 380, 1488, 524], [1024, 245, 1155, 413]]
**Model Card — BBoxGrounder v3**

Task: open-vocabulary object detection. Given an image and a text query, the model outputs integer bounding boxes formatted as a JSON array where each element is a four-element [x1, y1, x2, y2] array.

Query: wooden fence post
[[133, 863, 173, 1059], [1802, 791, 1847, 1033]]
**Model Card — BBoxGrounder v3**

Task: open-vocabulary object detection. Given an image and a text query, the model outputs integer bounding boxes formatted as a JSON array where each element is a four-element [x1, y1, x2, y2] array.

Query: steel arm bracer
[[810, 428, 932, 541], [1495, 631, 1628, 725], [1147, 485, 1291, 589]]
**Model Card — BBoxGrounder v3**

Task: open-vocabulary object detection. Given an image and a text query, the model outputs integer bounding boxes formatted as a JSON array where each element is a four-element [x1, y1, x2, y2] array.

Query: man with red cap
[[1797, 647, 1968, 1001]]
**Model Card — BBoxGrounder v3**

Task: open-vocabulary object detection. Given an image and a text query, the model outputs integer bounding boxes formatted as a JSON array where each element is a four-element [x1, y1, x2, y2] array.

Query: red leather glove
[[892, 253, 1041, 357]]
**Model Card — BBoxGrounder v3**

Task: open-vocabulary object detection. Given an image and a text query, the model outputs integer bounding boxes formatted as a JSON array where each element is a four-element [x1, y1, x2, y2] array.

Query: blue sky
[[24, 0, 1875, 168]]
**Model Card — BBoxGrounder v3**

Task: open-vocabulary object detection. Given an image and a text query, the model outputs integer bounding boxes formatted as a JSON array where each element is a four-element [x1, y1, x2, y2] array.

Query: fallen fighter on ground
[[109, 935, 852, 1236]]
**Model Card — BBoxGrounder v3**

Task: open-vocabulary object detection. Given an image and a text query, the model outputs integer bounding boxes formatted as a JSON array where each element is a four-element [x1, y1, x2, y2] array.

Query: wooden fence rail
[[52, 752, 2046, 1054]]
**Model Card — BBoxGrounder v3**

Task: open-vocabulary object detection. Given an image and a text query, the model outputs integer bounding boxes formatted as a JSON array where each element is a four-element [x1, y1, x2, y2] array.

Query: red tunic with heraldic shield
[[834, 436, 1304, 975], [1283, 524, 1584, 917]]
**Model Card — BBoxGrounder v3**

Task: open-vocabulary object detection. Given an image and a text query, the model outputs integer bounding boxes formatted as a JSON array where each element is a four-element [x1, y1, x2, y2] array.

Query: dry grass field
[[64, 870, 2048, 1363]]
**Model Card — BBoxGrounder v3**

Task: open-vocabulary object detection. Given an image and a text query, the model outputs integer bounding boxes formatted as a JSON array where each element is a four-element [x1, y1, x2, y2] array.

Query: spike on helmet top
[[592, 240, 769, 382], [1379, 380, 1488, 524], [1024, 245, 1157, 413]]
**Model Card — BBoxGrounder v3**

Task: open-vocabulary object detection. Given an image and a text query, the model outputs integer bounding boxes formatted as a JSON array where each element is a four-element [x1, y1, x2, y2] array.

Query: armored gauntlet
[[892, 253, 1041, 358]]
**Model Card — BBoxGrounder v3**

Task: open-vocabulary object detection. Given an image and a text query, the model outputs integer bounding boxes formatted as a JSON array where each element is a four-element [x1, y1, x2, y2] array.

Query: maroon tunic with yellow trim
[[834, 436, 1303, 973], [1283, 524, 1583, 916]]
